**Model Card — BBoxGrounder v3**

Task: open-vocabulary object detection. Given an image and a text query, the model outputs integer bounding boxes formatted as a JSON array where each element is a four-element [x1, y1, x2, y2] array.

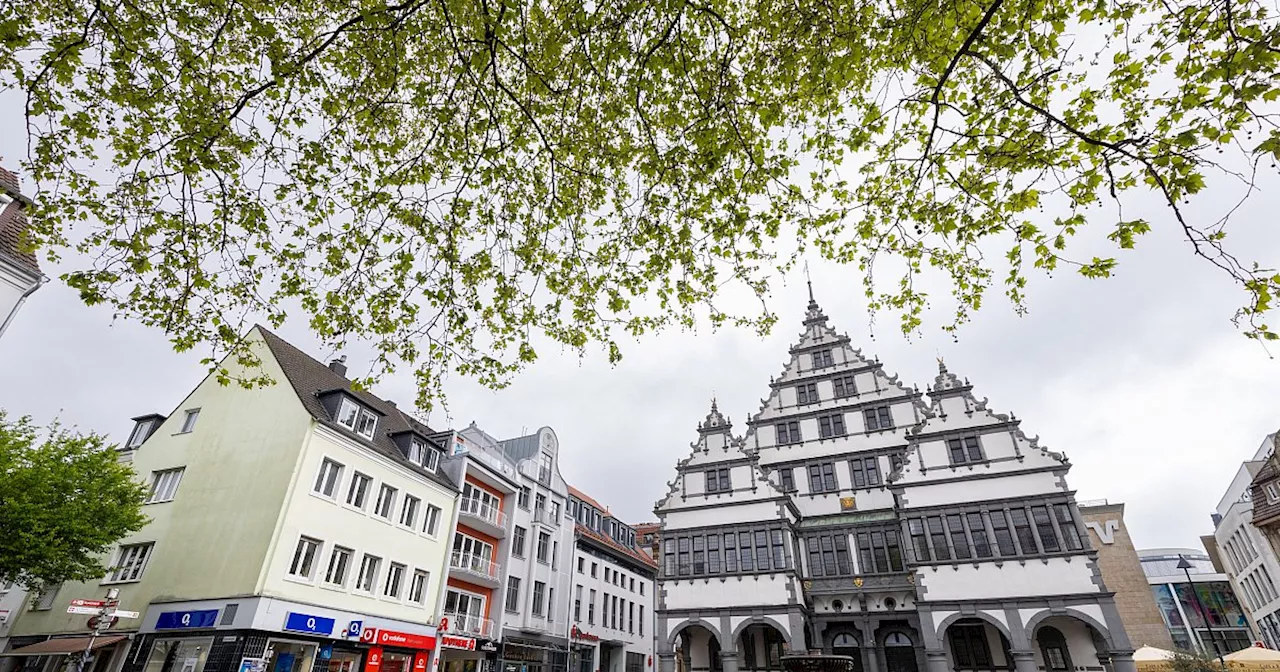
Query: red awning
[[1, 635, 128, 656]]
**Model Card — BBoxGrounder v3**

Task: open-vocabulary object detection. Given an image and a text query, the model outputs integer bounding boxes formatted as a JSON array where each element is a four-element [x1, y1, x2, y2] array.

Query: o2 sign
[[284, 612, 335, 636]]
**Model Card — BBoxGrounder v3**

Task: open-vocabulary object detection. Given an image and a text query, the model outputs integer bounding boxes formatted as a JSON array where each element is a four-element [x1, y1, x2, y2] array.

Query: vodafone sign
[[359, 628, 438, 650]]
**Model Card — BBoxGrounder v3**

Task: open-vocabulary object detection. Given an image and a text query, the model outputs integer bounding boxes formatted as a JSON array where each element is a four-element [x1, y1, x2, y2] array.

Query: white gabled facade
[[1214, 433, 1280, 648], [655, 293, 1136, 672]]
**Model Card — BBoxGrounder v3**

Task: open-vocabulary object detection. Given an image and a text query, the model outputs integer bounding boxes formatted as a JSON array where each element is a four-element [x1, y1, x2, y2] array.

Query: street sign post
[[71, 588, 130, 672], [66, 606, 100, 615]]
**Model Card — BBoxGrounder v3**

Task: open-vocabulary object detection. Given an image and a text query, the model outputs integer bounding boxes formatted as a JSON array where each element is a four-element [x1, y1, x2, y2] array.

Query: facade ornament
[[853, 577, 864, 588]]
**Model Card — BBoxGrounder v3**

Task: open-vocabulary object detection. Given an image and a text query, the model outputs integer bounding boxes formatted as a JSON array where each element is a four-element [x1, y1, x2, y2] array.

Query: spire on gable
[[930, 358, 972, 398], [698, 397, 732, 435]]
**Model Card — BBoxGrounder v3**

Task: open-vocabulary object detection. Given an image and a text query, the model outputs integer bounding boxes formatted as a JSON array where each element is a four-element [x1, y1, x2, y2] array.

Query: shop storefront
[[498, 639, 567, 672], [358, 627, 435, 672], [437, 634, 487, 672]]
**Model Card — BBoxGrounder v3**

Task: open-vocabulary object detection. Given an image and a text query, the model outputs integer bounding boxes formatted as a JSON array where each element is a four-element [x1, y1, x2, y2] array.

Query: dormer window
[[127, 420, 154, 448], [336, 397, 378, 439], [1266, 483, 1280, 504], [407, 437, 440, 472]]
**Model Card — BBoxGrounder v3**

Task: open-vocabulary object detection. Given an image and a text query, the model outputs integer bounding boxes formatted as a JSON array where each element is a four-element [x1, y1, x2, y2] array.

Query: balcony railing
[[533, 507, 557, 527], [459, 497, 506, 528], [442, 611, 495, 638], [449, 551, 501, 581]]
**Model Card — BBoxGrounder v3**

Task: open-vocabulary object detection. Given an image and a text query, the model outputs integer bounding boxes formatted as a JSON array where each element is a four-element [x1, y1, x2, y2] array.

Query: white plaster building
[[1213, 433, 1280, 648], [0, 166, 43, 341], [655, 292, 1134, 672], [3, 328, 459, 672], [566, 488, 656, 672]]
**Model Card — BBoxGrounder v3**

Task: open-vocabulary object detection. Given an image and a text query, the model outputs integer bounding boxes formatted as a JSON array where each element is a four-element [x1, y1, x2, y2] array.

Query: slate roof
[[256, 325, 458, 492], [0, 167, 40, 278], [1250, 453, 1280, 527]]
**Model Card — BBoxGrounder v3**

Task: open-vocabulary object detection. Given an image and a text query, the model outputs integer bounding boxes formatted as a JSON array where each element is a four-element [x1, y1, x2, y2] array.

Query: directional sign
[[67, 606, 100, 615], [70, 599, 106, 608], [111, 610, 140, 619]]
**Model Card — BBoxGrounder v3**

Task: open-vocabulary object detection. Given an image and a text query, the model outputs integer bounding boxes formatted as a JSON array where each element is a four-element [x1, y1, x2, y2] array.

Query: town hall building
[[654, 291, 1136, 672]]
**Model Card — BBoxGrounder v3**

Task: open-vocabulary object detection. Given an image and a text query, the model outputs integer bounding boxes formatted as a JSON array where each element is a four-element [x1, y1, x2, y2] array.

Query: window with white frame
[[346, 472, 372, 508], [146, 468, 185, 503], [453, 533, 495, 562], [424, 504, 443, 536], [179, 409, 201, 433], [408, 438, 440, 472], [356, 554, 381, 592], [325, 546, 353, 586], [409, 569, 430, 604], [400, 495, 421, 527], [1267, 483, 1280, 504], [126, 419, 155, 448], [336, 397, 378, 439], [313, 459, 344, 498], [375, 484, 397, 519], [106, 542, 155, 583], [289, 537, 321, 579], [384, 563, 406, 599], [445, 589, 486, 627]]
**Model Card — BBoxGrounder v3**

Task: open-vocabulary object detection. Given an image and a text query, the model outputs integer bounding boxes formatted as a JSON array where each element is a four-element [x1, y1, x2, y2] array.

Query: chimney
[[329, 355, 348, 377]]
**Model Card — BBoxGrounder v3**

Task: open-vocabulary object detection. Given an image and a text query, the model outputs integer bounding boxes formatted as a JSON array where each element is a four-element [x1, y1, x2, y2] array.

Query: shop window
[[143, 637, 215, 672]]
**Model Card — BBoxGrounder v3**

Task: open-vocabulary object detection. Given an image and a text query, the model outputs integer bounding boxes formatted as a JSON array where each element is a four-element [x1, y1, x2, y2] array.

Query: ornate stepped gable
[[654, 399, 788, 513], [894, 360, 1070, 487]]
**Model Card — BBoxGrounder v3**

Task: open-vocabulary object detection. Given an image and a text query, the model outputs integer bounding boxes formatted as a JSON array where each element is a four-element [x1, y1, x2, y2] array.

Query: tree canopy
[[3, 0, 1278, 406], [0, 412, 149, 589]]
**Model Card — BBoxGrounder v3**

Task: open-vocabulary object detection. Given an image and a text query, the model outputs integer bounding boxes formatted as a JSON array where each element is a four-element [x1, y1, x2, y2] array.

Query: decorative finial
[[937, 354, 947, 374], [711, 396, 719, 414], [804, 260, 814, 303]]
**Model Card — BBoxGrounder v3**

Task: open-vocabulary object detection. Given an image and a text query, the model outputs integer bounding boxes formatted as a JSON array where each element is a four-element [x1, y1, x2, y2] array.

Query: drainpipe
[[0, 273, 45, 341]]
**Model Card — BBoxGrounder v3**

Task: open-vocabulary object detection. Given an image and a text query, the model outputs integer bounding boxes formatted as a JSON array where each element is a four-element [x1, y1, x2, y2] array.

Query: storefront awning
[[1, 635, 128, 657]]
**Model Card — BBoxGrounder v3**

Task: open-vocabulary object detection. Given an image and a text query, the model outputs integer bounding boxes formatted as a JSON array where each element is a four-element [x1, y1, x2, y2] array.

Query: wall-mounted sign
[[451, 434, 469, 457], [480, 642, 498, 653], [348, 621, 365, 638], [839, 497, 856, 511], [413, 652, 429, 672], [157, 609, 219, 630], [440, 635, 476, 651], [570, 626, 599, 642], [284, 612, 335, 636], [364, 647, 384, 672], [366, 628, 437, 650], [1085, 520, 1120, 545], [798, 510, 895, 528]]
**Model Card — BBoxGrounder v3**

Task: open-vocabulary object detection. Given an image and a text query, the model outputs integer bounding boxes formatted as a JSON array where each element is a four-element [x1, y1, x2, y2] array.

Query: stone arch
[[1023, 609, 1114, 650], [731, 615, 796, 651], [935, 611, 1013, 642], [668, 619, 725, 650]]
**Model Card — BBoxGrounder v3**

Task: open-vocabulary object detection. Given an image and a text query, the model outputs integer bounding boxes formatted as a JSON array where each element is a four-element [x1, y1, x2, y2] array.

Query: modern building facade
[[1076, 502, 1174, 651], [566, 488, 656, 672], [1138, 549, 1253, 654], [453, 426, 576, 672], [1216, 432, 1280, 649], [0, 166, 43, 340], [655, 293, 1135, 672], [4, 328, 460, 672]]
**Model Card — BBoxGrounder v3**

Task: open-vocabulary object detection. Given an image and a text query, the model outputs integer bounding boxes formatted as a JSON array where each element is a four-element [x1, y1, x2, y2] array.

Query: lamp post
[[1178, 555, 1226, 668]]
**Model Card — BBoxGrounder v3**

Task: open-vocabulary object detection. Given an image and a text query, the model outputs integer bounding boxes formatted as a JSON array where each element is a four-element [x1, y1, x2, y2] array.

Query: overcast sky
[[3, 102, 1279, 553]]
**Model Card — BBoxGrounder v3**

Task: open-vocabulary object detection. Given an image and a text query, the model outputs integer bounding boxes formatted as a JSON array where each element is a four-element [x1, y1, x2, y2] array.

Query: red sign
[[70, 599, 106, 608], [364, 647, 384, 672], [438, 618, 449, 633], [413, 652, 429, 672], [570, 626, 599, 643], [440, 635, 475, 651], [375, 629, 437, 650], [361, 628, 378, 644]]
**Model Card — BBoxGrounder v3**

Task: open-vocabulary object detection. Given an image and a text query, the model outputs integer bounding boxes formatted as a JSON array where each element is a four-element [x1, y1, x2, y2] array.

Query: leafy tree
[[0, 412, 149, 589], [2, 0, 1279, 407], [1169, 648, 1224, 672]]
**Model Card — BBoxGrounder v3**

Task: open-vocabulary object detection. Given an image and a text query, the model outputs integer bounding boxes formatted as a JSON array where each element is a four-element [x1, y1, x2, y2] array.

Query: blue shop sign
[[283, 612, 335, 636], [156, 609, 220, 630]]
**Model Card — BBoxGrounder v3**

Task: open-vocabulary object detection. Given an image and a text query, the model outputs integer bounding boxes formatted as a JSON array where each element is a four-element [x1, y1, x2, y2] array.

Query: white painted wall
[[661, 575, 796, 610], [263, 424, 458, 625], [917, 558, 1099, 601]]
